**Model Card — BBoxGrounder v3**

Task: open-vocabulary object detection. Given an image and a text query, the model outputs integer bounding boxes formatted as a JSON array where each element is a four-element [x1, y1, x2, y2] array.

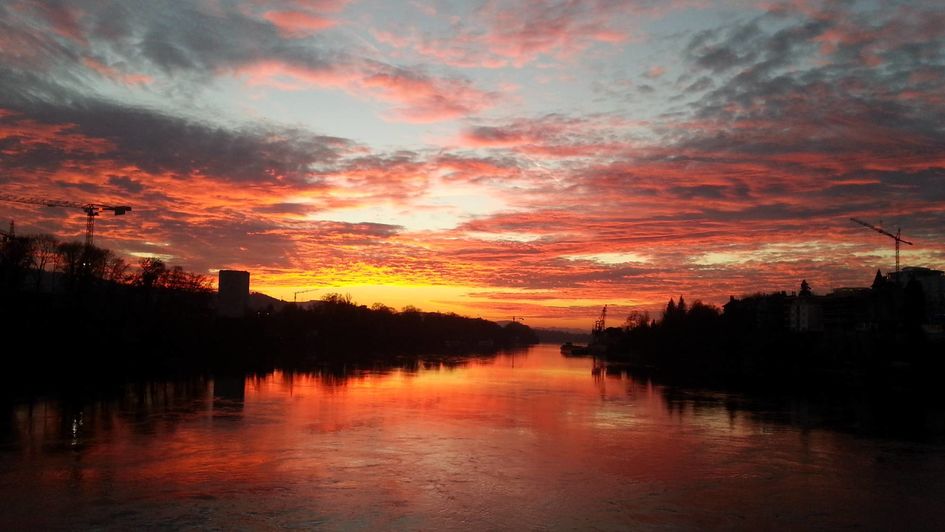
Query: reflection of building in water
[[212, 376, 246, 409], [218, 270, 250, 317]]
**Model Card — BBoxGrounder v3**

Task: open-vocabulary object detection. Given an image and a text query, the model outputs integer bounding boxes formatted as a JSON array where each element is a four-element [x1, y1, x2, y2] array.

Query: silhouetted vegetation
[[0, 232, 538, 396], [600, 275, 944, 390]]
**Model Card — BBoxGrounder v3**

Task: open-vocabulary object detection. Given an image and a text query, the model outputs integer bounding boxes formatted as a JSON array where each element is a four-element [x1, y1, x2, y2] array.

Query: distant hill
[[248, 291, 287, 312], [531, 327, 592, 344]]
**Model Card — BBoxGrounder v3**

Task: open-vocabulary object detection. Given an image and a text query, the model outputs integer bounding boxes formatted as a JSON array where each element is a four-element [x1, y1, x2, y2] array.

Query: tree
[[32, 234, 59, 291], [799, 279, 812, 297], [0, 235, 35, 290], [104, 257, 130, 284], [687, 300, 721, 323], [55, 242, 85, 287], [164, 265, 188, 290], [624, 310, 651, 330], [323, 292, 353, 306], [371, 302, 394, 314], [135, 257, 167, 290], [665, 298, 677, 318], [83, 247, 112, 280], [183, 271, 212, 292]]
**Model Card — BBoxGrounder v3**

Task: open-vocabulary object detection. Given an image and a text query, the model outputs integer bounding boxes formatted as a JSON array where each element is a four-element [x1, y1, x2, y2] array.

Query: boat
[[560, 342, 591, 356]]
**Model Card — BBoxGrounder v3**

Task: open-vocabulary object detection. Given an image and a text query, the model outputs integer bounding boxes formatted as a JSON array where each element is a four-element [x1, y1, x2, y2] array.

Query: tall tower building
[[218, 270, 250, 317]]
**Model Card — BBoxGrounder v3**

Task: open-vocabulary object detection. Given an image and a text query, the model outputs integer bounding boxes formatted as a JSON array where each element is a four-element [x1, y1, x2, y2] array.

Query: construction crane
[[0, 194, 131, 247], [850, 218, 913, 274], [592, 305, 607, 335], [293, 288, 319, 303]]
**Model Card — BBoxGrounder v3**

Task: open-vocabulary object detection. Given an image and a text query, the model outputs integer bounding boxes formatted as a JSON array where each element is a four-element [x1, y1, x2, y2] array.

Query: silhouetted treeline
[[601, 281, 944, 388], [263, 294, 539, 362], [531, 327, 591, 344], [0, 232, 538, 394], [0, 232, 212, 295]]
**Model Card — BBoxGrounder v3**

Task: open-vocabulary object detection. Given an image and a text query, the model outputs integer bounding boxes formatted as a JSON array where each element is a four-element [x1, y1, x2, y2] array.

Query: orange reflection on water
[[3, 345, 945, 529]]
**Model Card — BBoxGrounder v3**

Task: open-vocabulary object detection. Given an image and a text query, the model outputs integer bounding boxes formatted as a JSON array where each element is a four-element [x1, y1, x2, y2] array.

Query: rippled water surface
[[3, 344, 945, 529]]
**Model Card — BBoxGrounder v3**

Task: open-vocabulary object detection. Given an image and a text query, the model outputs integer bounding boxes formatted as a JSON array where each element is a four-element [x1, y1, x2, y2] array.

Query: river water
[[2, 344, 945, 530]]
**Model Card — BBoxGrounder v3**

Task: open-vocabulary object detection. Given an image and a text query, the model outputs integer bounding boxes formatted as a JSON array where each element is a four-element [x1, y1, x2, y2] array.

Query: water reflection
[[1, 345, 945, 529]]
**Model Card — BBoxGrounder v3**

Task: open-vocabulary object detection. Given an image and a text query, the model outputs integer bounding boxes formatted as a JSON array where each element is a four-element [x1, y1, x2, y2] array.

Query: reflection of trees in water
[[633, 368, 945, 442], [246, 351, 511, 391], [5, 376, 216, 453]]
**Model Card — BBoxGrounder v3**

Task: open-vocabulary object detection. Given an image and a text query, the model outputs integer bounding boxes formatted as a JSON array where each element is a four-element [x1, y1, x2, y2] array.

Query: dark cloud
[[107, 175, 145, 194], [682, 76, 713, 93], [0, 93, 353, 185], [669, 183, 750, 201], [671, 1, 945, 174]]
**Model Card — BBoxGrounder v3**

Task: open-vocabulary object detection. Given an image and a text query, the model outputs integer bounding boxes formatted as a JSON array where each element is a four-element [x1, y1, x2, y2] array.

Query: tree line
[[598, 285, 939, 387], [0, 232, 211, 293], [0, 231, 539, 395]]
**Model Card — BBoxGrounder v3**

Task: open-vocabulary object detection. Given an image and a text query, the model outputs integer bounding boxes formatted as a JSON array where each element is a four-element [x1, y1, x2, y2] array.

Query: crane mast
[[850, 218, 913, 274], [0, 194, 131, 246], [592, 305, 607, 335]]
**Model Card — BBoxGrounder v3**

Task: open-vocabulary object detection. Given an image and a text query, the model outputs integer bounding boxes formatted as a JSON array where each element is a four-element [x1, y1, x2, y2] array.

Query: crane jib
[[0, 194, 132, 246]]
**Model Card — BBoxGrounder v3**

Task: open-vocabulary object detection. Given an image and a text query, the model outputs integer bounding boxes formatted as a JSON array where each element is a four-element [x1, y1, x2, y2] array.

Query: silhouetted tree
[[32, 234, 58, 291], [55, 242, 85, 288], [83, 246, 112, 280], [0, 235, 34, 290], [104, 257, 130, 284], [164, 265, 188, 290], [624, 310, 651, 330], [323, 292, 353, 306], [135, 257, 166, 290], [800, 280, 812, 297], [371, 302, 395, 314], [665, 298, 677, 318]]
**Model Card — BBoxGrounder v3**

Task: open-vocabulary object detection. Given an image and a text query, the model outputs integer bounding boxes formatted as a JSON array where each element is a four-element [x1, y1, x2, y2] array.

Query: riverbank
[[0, 289, 538, 399]]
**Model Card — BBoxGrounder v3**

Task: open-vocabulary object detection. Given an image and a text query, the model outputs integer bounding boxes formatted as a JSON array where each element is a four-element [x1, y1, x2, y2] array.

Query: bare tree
[[0, 236, 35, 290], [32, 234, 58, 291], [624, 310, 651, 331], [184, 271, 212, 292], [104, 257, 130, 284], [55, 242, 85, 286], [135, 257, 167, 290]]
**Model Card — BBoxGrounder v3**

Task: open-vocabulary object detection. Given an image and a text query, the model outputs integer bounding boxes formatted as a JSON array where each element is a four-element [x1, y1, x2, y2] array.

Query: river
[[2, 344, 945, 529]]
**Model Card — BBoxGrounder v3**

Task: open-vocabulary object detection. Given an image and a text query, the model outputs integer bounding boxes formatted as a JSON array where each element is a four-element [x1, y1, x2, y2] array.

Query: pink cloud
[[370, 0, 639, 68], [83, 57, 153, 85], [235, 60, 349, 90], [235, 59, 496, 122], [263, 10, 338, 37], [31, 1, 88, 46], [644, 65, 665, 79]]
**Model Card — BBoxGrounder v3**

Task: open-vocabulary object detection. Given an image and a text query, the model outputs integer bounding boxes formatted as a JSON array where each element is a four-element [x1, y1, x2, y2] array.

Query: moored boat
[[560, 342, 591, 356]]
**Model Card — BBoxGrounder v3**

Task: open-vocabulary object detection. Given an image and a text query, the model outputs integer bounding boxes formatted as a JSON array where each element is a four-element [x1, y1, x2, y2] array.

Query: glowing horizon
[[2, 0, 944, 328]]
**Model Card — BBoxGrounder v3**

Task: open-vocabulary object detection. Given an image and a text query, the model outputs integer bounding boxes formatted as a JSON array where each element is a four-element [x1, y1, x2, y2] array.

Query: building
[[218, 270, 249, 317], [894, 267, 945, 324], [788, 295, 824, 332]]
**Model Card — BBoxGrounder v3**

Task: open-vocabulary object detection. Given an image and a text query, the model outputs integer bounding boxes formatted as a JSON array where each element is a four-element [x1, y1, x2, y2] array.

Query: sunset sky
[[1, 0, 944, 328]]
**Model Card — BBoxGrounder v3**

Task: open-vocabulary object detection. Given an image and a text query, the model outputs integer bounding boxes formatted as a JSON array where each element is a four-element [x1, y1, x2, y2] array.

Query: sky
[[1, 0, 944, 328]]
